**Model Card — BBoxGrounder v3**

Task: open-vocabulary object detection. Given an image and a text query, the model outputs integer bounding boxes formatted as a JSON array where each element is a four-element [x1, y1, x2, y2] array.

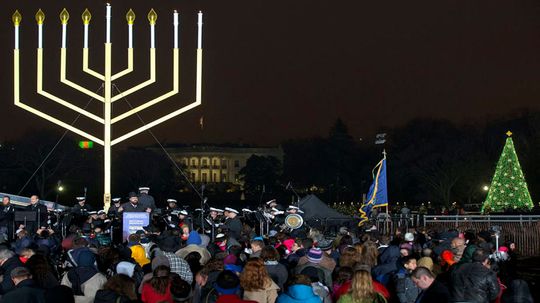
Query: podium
[[122, 212, 150, 241], [14, 211, 37, 236]]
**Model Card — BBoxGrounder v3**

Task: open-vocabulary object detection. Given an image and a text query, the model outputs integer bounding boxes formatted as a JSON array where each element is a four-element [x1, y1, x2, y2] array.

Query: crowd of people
[[0, 191, 536, 303]]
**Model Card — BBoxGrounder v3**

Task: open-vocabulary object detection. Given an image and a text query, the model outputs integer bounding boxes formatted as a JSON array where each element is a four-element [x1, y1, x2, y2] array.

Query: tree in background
[[482, 131, 534, 213], [239, 155, 282, 197]]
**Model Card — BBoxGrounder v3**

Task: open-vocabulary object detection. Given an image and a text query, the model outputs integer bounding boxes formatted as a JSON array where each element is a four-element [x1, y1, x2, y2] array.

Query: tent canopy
[[298, 194, 351, 221]]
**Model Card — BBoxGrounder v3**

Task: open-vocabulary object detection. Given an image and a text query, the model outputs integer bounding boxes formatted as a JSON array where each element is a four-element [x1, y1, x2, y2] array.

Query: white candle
[[197, 11, 203, 49], [128, 24, 133, 48], [15, 25, 19, 49], [84, 24, 88, 48], [106, 4, 111, 43], [62, 23, 67, 48], [173, 11, 179, 48], [38, 24, 43, 48], [151, 24, 155, 48]]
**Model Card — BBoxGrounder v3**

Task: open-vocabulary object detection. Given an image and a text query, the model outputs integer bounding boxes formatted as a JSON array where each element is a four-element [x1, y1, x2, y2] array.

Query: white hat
[[242, 208, 254, 213], [112, 198, 121, 203], [287, 205, 299, 210], [179, 210, 188, 216], [210, 207, 224, 213], [167, 199, 177, 203], [265, 199, 277, 205], [76, 197, 86, 202], [404, 232, 414, 242], [224, 207, 239, 214], [138, 187, 150, 192], [215, 233, 226, 240], [97, 210, 106, 215], [171, 210, 180, 216], [88, 211, 97, 215]]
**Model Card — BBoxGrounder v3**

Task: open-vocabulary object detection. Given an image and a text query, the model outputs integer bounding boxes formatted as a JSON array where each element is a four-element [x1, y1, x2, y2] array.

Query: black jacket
[[418, 279, 450, 303], [25, 203, 48, 227], [0, 204, 15, 226], [0, 279, 45, 303], [224, 217, 242, 240], [450, 262, 500, 303]]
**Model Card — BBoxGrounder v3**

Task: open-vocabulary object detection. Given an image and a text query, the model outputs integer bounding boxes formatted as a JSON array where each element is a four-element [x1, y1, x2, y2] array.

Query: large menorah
[[12, 4, 203, 210]]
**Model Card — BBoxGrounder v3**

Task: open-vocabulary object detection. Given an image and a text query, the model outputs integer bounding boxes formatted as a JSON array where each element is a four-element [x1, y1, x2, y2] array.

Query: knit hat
[[186, 231, 202, 246], [223, 254, 237, 265], [214, 270, 240, 295], [404, 232, 414, 242], [151, 255, 170, 271], [317, 238, 333, 251], [307, 248, 323, 263], [417, 257, 434, 271], [116, 261, 136, 277]]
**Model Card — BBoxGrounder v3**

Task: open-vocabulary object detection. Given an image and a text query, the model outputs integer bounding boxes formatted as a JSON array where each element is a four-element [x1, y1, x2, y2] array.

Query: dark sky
[[3, 0, 540, 147]]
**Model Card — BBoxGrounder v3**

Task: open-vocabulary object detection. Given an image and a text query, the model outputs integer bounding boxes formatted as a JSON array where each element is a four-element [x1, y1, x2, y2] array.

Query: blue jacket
[[277, 284, 322, 303]]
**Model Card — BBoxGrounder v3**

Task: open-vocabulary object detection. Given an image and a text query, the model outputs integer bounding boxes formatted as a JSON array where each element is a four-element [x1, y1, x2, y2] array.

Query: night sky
[[2, 0, 540, 147]]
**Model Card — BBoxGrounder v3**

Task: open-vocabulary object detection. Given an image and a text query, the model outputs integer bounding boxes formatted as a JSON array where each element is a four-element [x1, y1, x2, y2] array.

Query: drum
[[284, 214, 304, 230]]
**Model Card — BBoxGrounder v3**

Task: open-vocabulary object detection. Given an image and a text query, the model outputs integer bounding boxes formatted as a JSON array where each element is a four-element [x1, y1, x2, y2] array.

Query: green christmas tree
[[482, 131, 534, 213]]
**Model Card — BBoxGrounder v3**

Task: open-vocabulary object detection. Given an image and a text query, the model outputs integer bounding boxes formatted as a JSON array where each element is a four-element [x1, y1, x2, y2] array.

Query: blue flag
[[359, 155, 388, 225]]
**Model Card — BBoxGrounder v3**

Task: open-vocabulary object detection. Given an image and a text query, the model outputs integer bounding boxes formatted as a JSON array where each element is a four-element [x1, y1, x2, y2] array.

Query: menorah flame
[[12, 4, 203, 210]]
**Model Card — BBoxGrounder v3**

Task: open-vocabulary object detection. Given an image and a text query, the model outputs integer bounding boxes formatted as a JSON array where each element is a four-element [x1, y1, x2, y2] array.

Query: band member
[[0, 196, 15, 240], [25, 195, 49, 233], [178, 210, 192, 230], [119, 192, 151, 213], [107, 198, 122, 217], [271, 206, 286, 228], [165, 199, 181, 213], [71, 196, 93, 216], [138, 187, 156, 211], [286, 205, 303, 215], [224, 207, 242, 240]]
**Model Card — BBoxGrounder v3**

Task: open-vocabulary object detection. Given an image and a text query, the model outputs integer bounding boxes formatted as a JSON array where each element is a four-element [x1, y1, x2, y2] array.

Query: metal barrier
[[0, 192, 65, 210]]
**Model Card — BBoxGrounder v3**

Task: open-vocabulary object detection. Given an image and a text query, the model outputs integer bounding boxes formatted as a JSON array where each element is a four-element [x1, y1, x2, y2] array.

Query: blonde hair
[[349, 270, 376, 302]]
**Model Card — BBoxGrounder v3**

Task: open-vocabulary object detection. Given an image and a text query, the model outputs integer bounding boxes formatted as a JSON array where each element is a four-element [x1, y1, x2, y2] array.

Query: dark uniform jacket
[[25, 203, 48, 228], [71, 203, 93, 216], [450, 262, 500, 303], [0, 204, 15, 227], [120, 202, 145, 213], [138, 194, 156, 211], [224, 216, 242, 240]]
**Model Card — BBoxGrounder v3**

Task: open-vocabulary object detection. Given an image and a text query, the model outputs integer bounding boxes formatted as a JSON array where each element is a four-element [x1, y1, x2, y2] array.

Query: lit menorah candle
[[126, 9, 135, 48], [12, 10, 22, 49], [60, 9, 69, 48], [148, 9, 157, 48], [173, 10, 179, 49], [198, 11, 203, 49], [35, 9, 45, 49], [82, 9, 91, 48], [106, 3, 111, 43]]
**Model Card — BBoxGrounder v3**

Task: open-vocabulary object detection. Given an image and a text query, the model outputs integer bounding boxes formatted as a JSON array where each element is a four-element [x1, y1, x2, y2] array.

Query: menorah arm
[[111, 48, 134, 81], [83, 48, 105, 80], [111, 48, 156, 103], [111, 48, 202, 146], [61, 48, 105, 102], [111, 48, 177, 124], [37, 49, 105, 124], [14, 49, 104, 145]]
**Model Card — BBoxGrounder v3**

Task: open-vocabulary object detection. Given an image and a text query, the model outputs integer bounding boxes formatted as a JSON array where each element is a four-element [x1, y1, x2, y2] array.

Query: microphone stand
[[287, 182, 301, 204], [200, 185, 206, 234]]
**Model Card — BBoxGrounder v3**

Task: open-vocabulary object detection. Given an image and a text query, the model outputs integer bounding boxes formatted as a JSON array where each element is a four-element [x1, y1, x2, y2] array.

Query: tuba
[[284, 214, 304, 230]]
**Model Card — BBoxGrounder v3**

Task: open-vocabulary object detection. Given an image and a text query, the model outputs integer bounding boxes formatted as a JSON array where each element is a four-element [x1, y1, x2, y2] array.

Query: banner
[[122, 212, 150, 241]]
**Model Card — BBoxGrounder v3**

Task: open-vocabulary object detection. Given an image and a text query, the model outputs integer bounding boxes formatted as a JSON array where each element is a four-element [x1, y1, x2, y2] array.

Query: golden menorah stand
[[12, 4, 203, 210]]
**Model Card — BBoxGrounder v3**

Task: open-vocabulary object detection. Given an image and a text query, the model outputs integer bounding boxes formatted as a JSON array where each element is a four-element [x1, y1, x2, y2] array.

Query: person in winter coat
[[240, 258, 280, 303], [372, 245, 400, 287], [0, 267, 45, 303], [0, 248, 24, 294], [411, 267, 450, 303], [337, 270, 387, 303], [214, 270, 257, 303], [276, 274, 322, 303], [175, 231, 211, 265], [449, 249, 500, 303], [25, 254, 59, 290], [261, 245, 289, 291], [93, 274, 138, 303], [127, 234, 150, 268], [393, 256, 420, 303], [141, 265, 173, 303], [294, 248, 332, 289], [61, 249, 107, 303]]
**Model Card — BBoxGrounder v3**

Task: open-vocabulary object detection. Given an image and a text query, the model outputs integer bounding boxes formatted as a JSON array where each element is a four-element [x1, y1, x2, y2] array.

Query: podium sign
[[122, 212, 149, 241]]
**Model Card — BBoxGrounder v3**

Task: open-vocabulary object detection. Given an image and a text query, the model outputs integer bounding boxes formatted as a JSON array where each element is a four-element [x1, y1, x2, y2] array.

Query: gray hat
[[11, 267, 31, 279]]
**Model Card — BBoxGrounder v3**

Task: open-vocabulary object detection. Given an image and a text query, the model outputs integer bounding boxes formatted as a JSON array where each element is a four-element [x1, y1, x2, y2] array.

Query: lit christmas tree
[[482, 131, 534, 213]]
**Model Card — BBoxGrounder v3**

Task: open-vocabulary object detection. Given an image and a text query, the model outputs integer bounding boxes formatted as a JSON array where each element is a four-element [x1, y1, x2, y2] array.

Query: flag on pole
[[359, 152, 388, 225]]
